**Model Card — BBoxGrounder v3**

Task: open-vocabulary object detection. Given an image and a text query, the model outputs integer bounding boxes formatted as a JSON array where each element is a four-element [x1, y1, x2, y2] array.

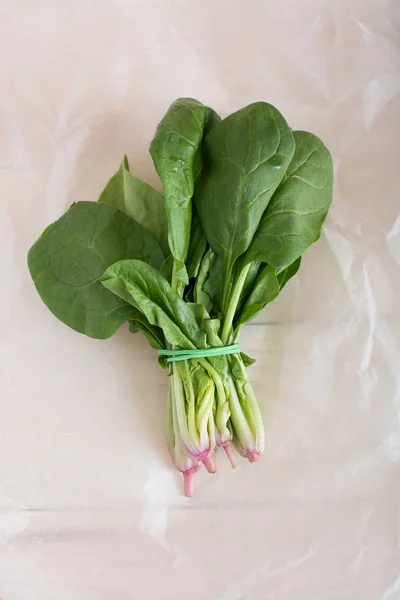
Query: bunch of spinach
[[28, 98, 333, 496]]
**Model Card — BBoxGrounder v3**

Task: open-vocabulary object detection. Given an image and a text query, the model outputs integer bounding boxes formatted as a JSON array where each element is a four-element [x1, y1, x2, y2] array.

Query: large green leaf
[[98, 155, 169, 255], [245, 131, 333, 269], [150, 98, 220, 285], [195, 102, 295, 308], [28, 202, 165, 339], [234, 265, 280, 328], [101, 260, 207, 349]]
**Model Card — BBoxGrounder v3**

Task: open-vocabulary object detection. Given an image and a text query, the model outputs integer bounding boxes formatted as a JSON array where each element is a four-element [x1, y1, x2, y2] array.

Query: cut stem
[[222, 441, 236, 468], [202, 453, 216, 473], [183, 470, 195, 497]]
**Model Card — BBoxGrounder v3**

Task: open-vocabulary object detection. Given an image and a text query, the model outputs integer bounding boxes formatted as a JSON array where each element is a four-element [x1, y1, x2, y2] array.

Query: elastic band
[[159, 344, 241, 363]]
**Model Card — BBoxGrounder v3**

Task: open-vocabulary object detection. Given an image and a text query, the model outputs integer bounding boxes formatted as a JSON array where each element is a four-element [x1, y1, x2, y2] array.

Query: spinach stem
[[221, 263, 251, 345], [172, 363, 198, 452], [179, 361, 198, 444], [198, 358, 225, 407], [220, 262, 233, 318], [231, 356, 264, 452]]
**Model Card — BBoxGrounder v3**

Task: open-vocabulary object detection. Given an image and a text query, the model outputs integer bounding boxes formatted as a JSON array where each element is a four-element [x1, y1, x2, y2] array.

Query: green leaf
[[159, 254, 173, 282], [150, 98, 220, 284], [240, 352, 256, 367], [98, 155, 169, 256], [128, 313, 167, 368], [245, 131, 333, 269], [234, 264, 280, 328], [183, 279, 195, 304], [101, 259, 207, 349], [28, 201, 165, 339], [128, 308, 166, 350], [277, 257, 301, 290], [195, 102, 295, 308]]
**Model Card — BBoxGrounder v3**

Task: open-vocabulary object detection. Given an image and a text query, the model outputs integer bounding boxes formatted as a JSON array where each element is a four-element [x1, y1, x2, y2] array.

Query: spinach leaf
[[101, 259, 207, 349], [277, 257, 301, 290], [245, 131, 333, 269], [159, 254, 173, 282], [240, 352, 256, 367], [234, 264, 280, 328], [128, 309, 165, 350], [128, 314, 167, 368], [28, 202, 164, 339], [150, 98, 220, 285], [128, 312, 169, 369], [195, 102, 295, 309], [98, 155, 169, 255]]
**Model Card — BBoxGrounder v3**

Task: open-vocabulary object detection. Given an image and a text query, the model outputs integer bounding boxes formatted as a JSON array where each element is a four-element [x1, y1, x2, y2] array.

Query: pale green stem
[[178, 361, 198, 444], [208, 408, 216, 449], [220, 262, 233, 318], [221, 263, 251, 345], [226, 354, 265, 460], [172, 363, 200, 453], [196, 380, 215, 448], [226, 377, 254, 448], [232, 358, 264, 453], [166, 383, 174, 452], [198, 358, 225, 405], [198, 357, 230, 441]]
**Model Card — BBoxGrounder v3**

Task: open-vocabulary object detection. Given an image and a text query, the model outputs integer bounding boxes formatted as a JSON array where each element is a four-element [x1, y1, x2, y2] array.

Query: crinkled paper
[[0, 1, 399, 598]]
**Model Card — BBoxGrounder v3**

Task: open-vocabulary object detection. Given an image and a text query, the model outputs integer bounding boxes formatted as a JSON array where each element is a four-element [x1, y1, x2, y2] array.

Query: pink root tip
[[183, 470, 195, 497], [201, 453, 217, 473], [223, 441, 236, 468], [247, 450, 261, 463]]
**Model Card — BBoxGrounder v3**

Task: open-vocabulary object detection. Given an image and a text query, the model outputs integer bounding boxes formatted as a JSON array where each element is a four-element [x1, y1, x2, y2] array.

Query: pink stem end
[[183, 470, 195, 497], [201, 453, 217, 473], [222, 441, 236, 468], [247, 450, 261, 463]]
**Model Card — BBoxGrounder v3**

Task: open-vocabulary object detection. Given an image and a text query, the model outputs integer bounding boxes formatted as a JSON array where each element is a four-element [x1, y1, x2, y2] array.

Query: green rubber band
[[159, 344, 241, 363]]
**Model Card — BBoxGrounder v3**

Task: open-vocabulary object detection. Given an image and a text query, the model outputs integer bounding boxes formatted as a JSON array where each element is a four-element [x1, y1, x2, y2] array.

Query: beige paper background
[[1, 1, 399, 598]]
